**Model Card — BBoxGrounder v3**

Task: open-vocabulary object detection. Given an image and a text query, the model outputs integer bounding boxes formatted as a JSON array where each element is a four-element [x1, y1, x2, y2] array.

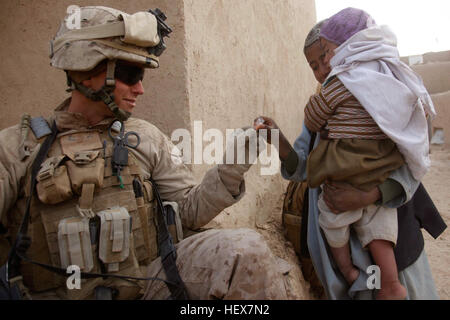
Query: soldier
[[0, 6, 289, 300]]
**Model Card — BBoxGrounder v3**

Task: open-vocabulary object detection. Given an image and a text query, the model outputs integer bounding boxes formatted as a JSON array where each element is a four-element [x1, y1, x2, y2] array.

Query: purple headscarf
[[320, 7, 376, 46]]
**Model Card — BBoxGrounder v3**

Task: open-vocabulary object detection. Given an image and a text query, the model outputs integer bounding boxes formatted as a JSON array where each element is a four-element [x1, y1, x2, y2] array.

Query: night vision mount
[[148, 8, 173, 57]]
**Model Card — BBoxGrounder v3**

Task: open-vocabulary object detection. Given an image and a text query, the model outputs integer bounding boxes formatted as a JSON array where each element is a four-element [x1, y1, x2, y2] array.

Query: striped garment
[[304, 76, 388, 139]]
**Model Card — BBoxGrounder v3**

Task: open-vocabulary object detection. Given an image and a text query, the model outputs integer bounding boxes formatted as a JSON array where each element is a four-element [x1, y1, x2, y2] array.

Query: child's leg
[[354, 204, 406, 299], [318, 193, 362, 285], [368, 239, 407, 300], [329, 242, 360, 285]]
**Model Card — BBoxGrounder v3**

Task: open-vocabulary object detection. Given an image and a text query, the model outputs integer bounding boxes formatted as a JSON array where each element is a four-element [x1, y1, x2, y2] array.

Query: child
[[304, 8, 435, 300]]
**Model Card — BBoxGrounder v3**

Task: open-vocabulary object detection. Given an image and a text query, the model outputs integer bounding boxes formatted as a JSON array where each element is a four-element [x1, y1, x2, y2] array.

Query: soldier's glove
[[218, 127, 266, 198]]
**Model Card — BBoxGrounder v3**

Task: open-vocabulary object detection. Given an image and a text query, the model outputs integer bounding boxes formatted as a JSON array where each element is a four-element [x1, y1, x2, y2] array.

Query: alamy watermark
[[366, 265, 381, 290], [65, 265, 381, 291], [65, 5, 81, 30], [170, 121, 280, 176], [66, 265, 81, 290]]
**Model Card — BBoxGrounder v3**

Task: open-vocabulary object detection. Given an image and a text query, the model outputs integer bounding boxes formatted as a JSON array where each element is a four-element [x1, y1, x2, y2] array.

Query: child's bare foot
[[341, 266, 360, 285], [376, 281, 407, 300]]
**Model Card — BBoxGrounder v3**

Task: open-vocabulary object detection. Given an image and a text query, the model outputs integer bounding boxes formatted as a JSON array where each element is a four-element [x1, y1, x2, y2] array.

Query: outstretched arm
[[135, 121, 260, 230]]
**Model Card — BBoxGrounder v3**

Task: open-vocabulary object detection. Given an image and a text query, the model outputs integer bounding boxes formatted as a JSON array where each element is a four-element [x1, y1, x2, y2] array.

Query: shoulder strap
[[29, 117, 52, 140], [7, 121, 58, 279], [149, 177, 190, 300], [1, 122, 58, 299]]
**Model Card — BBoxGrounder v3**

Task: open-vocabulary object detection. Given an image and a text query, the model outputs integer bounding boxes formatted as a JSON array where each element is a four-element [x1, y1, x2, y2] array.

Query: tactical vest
[[8, 127, 180, 299]]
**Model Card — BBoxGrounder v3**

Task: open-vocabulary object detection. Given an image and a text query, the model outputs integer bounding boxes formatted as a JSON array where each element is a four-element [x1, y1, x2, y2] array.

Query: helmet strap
[[67, 59, 131, 121]]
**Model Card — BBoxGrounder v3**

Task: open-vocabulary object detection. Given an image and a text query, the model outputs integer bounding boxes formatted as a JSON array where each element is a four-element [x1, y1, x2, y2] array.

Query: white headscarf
[[327, 25, 436, 181]]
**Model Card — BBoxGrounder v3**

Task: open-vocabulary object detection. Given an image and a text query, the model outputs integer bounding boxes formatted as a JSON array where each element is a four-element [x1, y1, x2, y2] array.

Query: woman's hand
[[253, 116, 279, 143], [253, 116, 292, 160], [322, 180, 381, 214]]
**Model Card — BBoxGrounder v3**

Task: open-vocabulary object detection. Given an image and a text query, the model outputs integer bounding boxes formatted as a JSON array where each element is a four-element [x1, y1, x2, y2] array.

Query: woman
[[255, 17, 446, 299]]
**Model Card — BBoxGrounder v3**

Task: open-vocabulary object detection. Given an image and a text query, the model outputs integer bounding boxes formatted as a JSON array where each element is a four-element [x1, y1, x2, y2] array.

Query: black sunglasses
[[114, 62, 145, 86]]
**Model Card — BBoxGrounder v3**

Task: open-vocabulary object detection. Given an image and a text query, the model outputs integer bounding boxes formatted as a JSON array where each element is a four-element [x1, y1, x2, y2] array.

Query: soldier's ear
[[81, 78, 93, 88], [81, 71, 106, 89]]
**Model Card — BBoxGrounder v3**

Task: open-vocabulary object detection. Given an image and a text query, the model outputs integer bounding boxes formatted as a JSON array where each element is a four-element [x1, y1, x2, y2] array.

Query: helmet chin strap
[[68, 60, 131, 122]]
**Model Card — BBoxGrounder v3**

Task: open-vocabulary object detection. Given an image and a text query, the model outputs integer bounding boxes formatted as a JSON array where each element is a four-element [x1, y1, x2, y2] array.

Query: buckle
[[37, 156, 65, 181], [37, 164, 55, 181], [73, 151, 93, 164], [105, 78, 115, 87], [73, 150, 99, 165]]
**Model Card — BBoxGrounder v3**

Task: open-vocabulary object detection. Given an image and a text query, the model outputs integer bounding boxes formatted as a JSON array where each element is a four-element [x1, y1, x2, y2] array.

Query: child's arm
[[304, 92, 332, 132], [304, 76, 353, 132]]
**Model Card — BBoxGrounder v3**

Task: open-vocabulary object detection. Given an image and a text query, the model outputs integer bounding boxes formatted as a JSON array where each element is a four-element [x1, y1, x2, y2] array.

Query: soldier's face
[[85, 68, 145, 115], [113, 77, 145, 114]]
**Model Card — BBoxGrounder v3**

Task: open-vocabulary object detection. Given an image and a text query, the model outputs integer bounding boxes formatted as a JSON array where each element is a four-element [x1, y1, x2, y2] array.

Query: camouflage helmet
[[50, 6, 172, 71], [49, 6, 172, 121]]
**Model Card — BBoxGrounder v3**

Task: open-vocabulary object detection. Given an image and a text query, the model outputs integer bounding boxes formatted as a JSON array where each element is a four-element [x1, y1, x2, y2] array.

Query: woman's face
[[304, 41, 331, 84]]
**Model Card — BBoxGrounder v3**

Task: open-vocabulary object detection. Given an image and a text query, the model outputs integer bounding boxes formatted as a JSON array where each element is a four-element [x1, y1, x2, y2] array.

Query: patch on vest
[[30, 116, 52, 139]]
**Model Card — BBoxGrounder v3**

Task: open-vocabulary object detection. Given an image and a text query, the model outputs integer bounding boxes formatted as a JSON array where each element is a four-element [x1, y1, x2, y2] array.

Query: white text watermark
[[170, 121, 280, 175], [65, 5, 81, 30], [366, 265, 381, 290], [66, 265, 81, 290]]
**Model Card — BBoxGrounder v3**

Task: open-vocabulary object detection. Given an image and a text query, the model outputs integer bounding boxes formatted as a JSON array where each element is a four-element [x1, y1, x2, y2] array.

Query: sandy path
[[421, 145, 450, 300]]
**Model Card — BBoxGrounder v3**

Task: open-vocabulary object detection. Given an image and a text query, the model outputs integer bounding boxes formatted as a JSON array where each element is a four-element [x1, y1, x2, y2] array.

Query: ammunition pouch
[[97, 207, 131, 272], [66, 151, 105, 194], [36, 156, 72, 205], [58, 217, 94, 272]]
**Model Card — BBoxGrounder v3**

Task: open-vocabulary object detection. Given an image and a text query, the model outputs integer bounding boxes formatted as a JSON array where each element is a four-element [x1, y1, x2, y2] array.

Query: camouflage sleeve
[[176, 128, 260, 229], [131, 119, 251, 230], [0, 125, 37, 224]]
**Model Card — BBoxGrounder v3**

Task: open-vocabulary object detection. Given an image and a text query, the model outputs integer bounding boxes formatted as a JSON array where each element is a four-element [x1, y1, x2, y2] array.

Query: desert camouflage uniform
[[0, 98, 289, 299]]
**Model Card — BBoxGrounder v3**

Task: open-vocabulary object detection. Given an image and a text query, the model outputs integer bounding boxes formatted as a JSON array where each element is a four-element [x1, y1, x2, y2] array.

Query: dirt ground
[[421, 145, 450, 300]]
